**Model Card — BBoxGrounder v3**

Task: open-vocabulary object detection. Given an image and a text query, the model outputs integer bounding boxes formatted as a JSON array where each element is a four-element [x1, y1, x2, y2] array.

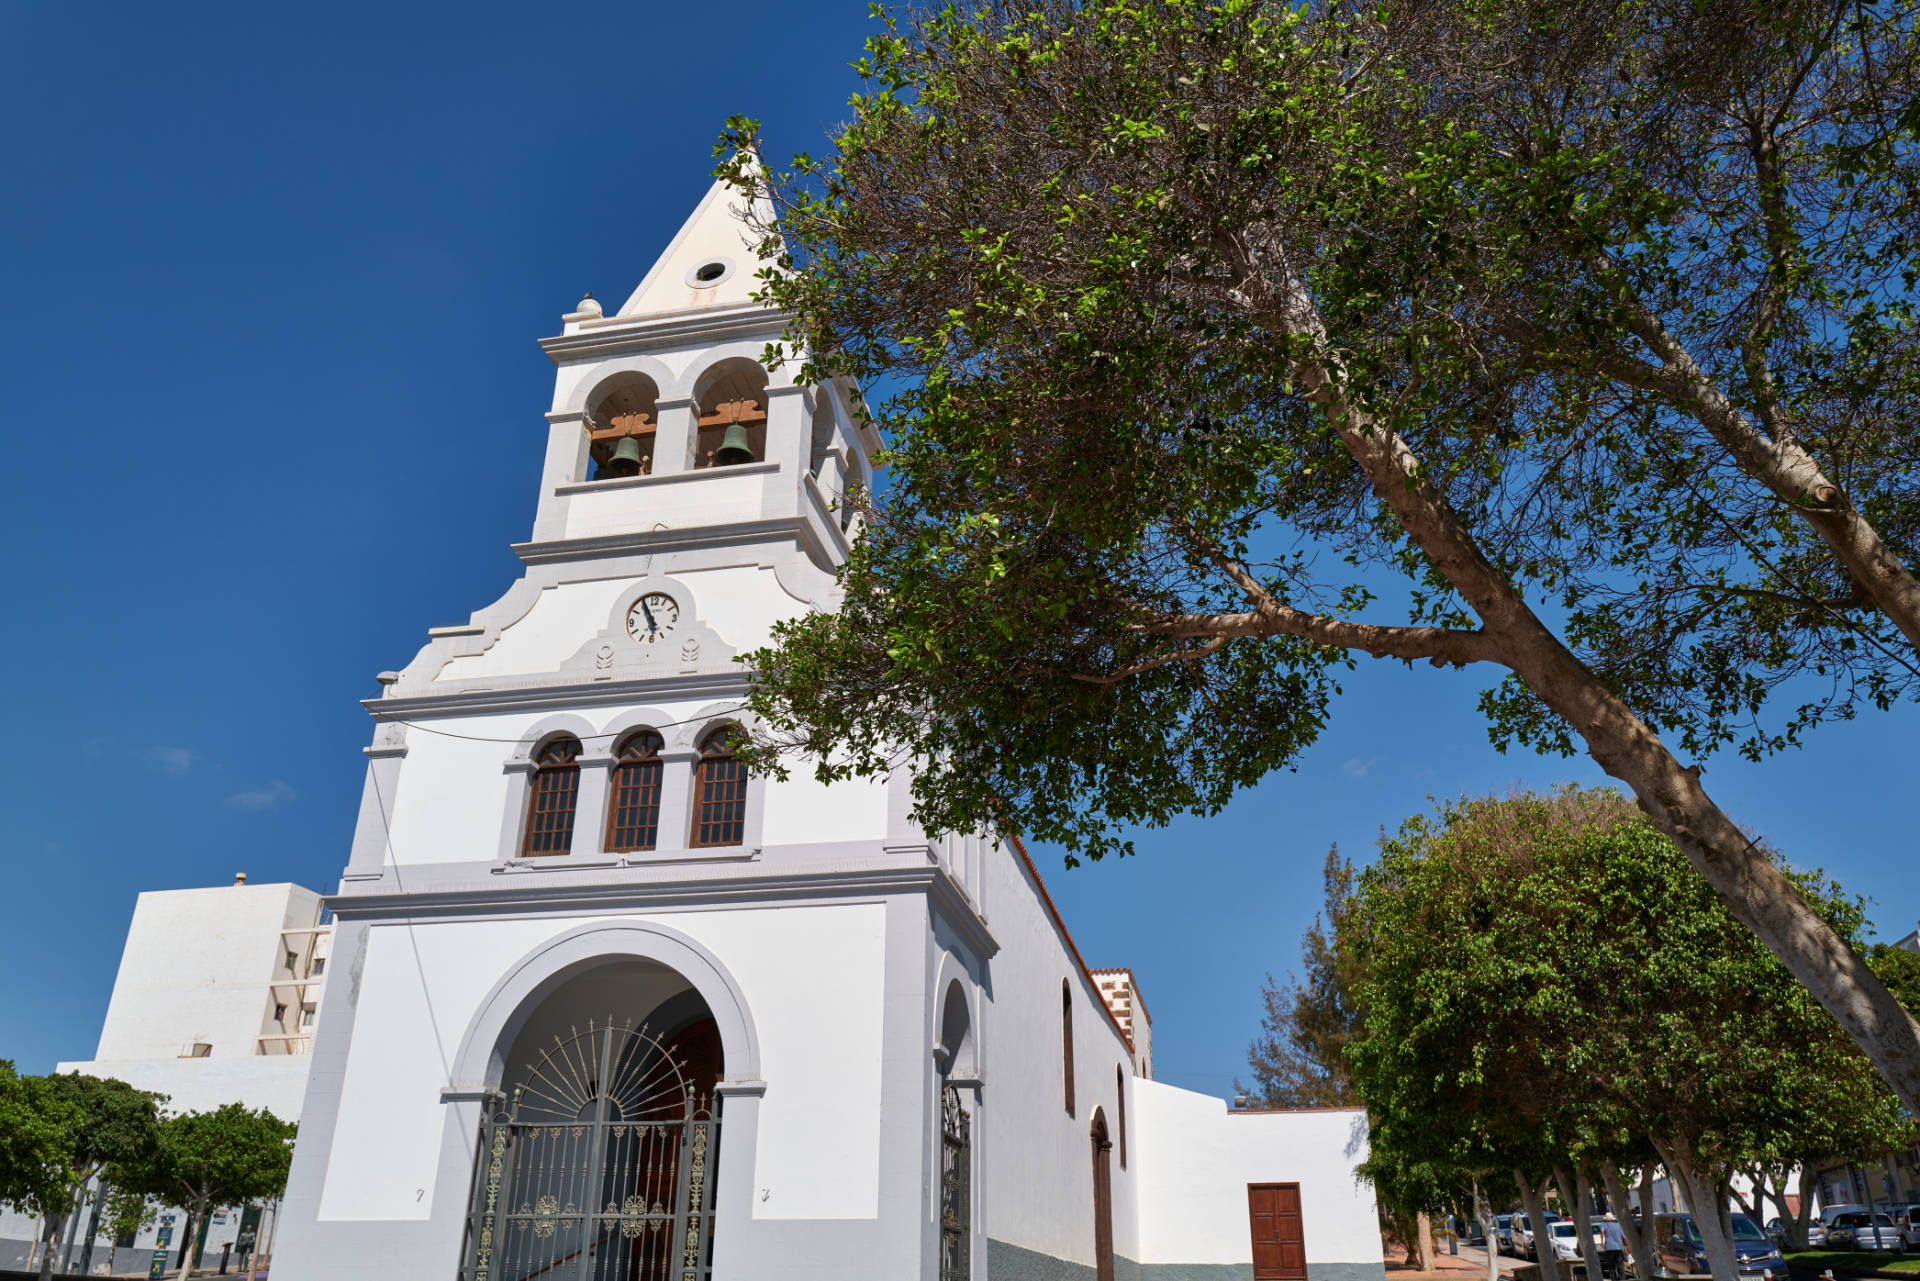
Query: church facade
[[272, 178, 1385, 1281]]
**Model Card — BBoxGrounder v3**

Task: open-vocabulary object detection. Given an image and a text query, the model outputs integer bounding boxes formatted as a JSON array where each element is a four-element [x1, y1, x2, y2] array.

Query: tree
[[24, 1074, 163, 1281], [720, 0, 1920, 1109], [1345, 788, 1911, 1281], [0, 1064, 78, 1268], [1869, 943, 1920, 1017], [1243, 847, 1362, 1108], [112, 1105, 295, 1279]]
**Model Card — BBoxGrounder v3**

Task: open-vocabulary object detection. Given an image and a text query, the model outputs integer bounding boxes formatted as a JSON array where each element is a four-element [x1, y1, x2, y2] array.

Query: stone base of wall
[[987, 1237, 1389, 1281]]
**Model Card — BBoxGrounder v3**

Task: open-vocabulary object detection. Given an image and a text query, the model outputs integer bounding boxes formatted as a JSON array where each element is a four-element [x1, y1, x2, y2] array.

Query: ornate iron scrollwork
[[456, 1018, 721, 1281], [940, 1084, 972, 1281]]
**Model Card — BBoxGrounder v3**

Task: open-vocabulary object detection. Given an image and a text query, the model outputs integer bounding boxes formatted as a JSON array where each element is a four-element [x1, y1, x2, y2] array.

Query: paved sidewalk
[[1386, 1244, 1525, 1280]]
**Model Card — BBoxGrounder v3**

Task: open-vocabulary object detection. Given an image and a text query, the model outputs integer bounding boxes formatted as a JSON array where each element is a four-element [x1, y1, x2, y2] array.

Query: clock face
[[625, 592, 680, 644]]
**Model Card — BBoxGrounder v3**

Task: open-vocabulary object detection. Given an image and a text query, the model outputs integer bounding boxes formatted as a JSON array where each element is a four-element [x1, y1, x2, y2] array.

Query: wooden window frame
[[1062, 979, 1076, 1117], [521, 736, 583, 857], [605, 730, 665, 853], [1116, 1064, 1127, 1169], [690, 726, 748, 848]]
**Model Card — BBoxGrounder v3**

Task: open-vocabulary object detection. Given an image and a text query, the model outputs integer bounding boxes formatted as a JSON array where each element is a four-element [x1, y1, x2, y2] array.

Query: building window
[[1062, 980, 1076, 1117], [691, 726, 748, 848], [285, 949, 298, 973], [273, 1003, 287, 1023], [606, 730, 665, 852], [522, 736, 583, 856], [310, 956, 326, 976], [1116, 1065, 1127, 1169], [185, 1043, 212, 1058], [301, 1005, 317, 1029]]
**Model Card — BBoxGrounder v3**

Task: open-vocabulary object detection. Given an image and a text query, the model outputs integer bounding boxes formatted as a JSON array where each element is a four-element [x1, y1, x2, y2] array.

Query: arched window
[[522, 736, 582, 856], [1062, 979, 1076, 1117], [690, 726, 748, 847], [605, 730, 665, 852], [1116, 1064, 1127, 1169]]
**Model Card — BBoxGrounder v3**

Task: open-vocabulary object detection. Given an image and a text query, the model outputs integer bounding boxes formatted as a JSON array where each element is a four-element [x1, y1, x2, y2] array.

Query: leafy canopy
[[722, 0, 1920, 865]]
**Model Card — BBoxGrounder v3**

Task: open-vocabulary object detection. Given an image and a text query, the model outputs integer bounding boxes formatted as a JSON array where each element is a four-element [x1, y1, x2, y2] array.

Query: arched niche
[[452, 919, 762, 1094], [689, 356, 770, 468], [585, 371, 661, 479]]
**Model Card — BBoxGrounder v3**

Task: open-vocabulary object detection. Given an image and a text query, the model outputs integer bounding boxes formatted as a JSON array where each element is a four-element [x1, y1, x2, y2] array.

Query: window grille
[[521, 737, 582, 856], [605, 731, 665, 852], [691, 727, 747, 847]]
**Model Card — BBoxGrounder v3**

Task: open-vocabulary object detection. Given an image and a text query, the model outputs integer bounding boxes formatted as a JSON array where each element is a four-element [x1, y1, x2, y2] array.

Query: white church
[[272, 175, 1384, 1281]]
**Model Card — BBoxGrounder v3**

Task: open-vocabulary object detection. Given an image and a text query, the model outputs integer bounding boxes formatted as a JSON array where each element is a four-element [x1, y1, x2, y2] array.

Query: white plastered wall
[[1132, 1084, 1382, 1270], [314, 905, 887, 1224], [975, 837, 1142, 1267], [92, 882, 322, 1060]]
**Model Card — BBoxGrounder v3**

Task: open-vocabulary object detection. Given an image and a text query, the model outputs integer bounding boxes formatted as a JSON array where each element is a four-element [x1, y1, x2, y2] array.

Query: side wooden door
[[1249, 1183, 1308, 1281]]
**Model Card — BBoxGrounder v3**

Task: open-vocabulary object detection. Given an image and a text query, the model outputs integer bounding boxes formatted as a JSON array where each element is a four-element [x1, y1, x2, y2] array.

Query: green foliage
[[0, 1063, 80, 1219], [719, 0, 1920, 865], [111, 1104, 296, 1222], [1868, 942, 1920, 1017], [1244, 847, 1365, 1108], [1345, 789, 1912, 1190]]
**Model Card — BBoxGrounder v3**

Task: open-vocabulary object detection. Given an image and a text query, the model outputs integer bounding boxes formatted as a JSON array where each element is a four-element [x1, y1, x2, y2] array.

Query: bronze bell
[[713, 421, 754, 466], [601, 434, 645, 479]]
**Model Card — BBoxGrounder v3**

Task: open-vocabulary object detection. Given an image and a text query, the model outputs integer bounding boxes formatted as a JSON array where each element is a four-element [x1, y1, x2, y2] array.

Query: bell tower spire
[[522, 170, 876, 570]]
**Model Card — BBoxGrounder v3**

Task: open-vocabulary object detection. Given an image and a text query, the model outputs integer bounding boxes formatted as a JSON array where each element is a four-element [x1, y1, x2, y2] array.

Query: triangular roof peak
[[617, 167, 774, 320]]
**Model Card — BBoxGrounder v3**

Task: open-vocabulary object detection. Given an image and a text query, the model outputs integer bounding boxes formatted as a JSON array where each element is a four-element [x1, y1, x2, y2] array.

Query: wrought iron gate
[[939, 1085, 971, 1281], [460, 1018, 719, 1281]]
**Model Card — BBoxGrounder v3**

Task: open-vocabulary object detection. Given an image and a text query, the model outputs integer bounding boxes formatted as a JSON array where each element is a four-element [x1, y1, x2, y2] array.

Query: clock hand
[[640, 600, 658, 632]]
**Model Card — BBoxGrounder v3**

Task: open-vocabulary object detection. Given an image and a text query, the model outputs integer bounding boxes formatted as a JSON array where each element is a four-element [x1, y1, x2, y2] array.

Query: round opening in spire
[[686, 258, 734, 288]]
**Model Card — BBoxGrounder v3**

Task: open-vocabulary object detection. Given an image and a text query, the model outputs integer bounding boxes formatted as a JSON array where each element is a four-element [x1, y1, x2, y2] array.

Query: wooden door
[[1090, 1111, 1115, 1281], [1249, 1183, 1308, 1281]]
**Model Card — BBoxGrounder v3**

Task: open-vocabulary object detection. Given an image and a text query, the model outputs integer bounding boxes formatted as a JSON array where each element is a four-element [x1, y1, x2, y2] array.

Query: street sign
[[148, 1252, 166, 1279]]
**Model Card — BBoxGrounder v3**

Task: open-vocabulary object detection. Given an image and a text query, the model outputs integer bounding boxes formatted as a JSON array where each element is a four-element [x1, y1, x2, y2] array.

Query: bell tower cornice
[[538, 302, 791, 364]]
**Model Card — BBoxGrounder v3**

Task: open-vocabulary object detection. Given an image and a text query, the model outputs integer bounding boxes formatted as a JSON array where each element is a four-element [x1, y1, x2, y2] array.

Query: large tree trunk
[[1789, 1163, 1817, 1251], [1601, 1161, 1659, 1281], [1285, 320, 1920, 1115], [1655, 1141, 1739, 1281], [1560, 1167, 1607, 1281], [1518, 1173, 1560, 1281], [1475, 1181, 1502, 1281], [36, 1211, 63, 1281], [1417, 1211, 1435, 1272]]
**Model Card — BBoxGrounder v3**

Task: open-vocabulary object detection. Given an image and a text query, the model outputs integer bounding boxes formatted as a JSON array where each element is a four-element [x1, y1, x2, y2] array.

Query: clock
[[625, 592, 680, 645]]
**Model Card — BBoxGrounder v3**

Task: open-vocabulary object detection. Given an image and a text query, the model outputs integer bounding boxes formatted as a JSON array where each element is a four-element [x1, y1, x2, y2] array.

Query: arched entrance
[[1090, 1108, 1115, 1281], [460, 962, 723, 1281]]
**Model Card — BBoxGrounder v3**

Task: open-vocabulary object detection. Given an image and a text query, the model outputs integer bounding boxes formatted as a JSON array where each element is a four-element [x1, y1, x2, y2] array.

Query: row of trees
[[1245, 789, 1919, 1281], [0, 1065, 295, 1280]]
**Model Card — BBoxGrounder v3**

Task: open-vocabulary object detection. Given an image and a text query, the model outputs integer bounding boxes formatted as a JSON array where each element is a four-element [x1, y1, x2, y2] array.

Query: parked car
[[1548, 1221, 1608, 1262], [1760, 1217, 1826, 1250], [1890, 1205, 1920, 1251], [1825, 1210, 1901, 1251], [1651, 1212, 1789, 1278], [1495, 1214, 1516, 1256], [1514, 1212, 1562, 1257]]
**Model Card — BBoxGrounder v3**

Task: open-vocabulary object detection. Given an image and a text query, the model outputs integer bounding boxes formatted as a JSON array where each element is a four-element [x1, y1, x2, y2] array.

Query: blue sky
[[2, 1, 1914, 1098]]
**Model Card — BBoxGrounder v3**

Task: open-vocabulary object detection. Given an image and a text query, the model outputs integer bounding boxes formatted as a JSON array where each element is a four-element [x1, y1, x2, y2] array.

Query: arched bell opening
[[586, 372, 661, 481], [462, 958, 722, 1281], [690, 358, 769, 469]]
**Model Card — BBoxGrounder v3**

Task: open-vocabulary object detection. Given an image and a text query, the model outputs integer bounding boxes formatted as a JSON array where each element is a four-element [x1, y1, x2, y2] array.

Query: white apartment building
[[0, 878, 335, 1274], [58, 876, 332, 1121]]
